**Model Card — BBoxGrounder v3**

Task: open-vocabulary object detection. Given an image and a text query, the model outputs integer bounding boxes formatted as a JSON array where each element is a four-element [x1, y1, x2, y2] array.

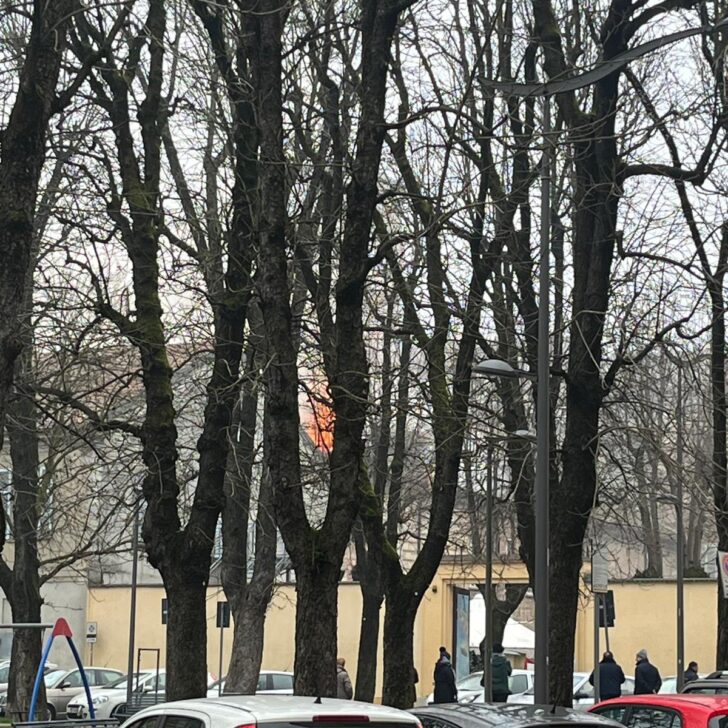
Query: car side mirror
[[60, 682, 71, 690], [574, 691, 589, 700]]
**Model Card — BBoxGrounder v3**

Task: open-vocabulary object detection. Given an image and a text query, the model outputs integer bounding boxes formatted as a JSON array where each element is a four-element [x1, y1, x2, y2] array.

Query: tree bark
[[164, 577, 210, 699], [381, 585, 418, 709], [709, 236, 728, 666], [0, 0, 73, 448]]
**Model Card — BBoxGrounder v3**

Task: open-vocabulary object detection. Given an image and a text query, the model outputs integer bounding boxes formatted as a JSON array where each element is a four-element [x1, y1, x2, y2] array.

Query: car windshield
[[105, 673, 150, 691], [44, 670, 67, 688], [457, 673, 483, 692], [0, 666, 9, 683]]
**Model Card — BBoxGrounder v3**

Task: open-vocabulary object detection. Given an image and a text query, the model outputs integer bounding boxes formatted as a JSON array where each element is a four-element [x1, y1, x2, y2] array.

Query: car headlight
[[92, 696, 109, 705]]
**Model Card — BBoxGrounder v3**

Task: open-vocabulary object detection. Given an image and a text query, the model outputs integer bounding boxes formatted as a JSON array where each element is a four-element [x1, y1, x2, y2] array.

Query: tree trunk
[[164, 577, 210, 700], [225, 473, 276, 695], [4, 381, 46, 721], [294, 564, 341, 697], [355, 564, 384, 703], [382, 588, 417, 709], [225, 405, 277, 695], [709, 272, 728, 666], [7, 609, 45, 721], [0, 0, 73, 448]]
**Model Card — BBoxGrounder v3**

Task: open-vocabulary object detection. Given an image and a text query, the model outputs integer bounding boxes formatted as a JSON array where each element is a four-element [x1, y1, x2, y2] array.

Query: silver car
[[508, 672, 636, 709]]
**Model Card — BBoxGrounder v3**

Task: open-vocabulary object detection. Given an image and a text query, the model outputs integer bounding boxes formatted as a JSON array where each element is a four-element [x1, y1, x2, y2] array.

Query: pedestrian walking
[[589, 651, 626, 700], [684, 661, 699, 684], [337, 658, 353, 700], [634, 650, 662, 695], [410, 667, 419, 707], [491, 643, 512, 703], [433, 646, 457, 704]]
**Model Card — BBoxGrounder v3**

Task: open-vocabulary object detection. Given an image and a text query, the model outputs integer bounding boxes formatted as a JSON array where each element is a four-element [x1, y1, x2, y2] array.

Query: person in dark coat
[[491, 643, 512, 703], [433, 647, 457, 704], [634, 650, 662, 695], [684, 662, 699, 684], [589, 651, 626, 700]]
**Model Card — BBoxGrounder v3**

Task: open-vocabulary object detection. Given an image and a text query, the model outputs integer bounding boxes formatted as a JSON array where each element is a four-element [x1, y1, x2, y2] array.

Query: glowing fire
[[304, 394, 335, 452]]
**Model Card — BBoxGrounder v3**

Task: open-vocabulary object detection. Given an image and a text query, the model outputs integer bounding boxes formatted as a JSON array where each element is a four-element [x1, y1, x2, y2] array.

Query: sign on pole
[[216, 601, 231, 629], [591, 553, 609, 594], [598, 590, 616, 628], [85, 622, 98, 643], [718, 552, 728, 598]]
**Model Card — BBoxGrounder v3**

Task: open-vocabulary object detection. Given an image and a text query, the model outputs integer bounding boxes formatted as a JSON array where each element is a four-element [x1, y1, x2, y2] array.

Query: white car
[[67, 670, 219, 719], [449, 669, 534, 704], [207, 671, 294, 697], [117, 695, 419, 728], [507, 672, 636, 709]]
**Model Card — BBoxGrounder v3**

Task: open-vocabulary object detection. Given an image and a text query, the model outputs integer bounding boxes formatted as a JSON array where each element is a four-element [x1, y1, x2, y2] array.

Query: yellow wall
[[86, 570, 720, 701], [575, 580, 717, 677], [86, 584, 386, 696]]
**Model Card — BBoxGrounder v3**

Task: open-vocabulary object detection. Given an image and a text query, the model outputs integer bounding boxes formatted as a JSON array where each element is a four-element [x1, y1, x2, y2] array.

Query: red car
[[589, 694, 728, 728]]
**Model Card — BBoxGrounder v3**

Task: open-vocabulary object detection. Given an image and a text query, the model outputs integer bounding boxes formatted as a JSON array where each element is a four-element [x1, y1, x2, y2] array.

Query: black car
[[411, 703, 624, 728]]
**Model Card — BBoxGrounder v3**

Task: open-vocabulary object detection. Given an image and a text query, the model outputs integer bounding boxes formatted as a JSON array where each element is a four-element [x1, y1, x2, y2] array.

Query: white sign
[[591, 554, 609, 593], [86, 621, 98, 642], [719, 551, 728, 599]]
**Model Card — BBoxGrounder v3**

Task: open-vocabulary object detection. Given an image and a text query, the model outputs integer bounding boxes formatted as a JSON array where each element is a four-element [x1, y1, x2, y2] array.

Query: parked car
[[67, 670, 217, 720], [590, 694, 728, 728], [412, 701, 623, 728], [116, 695, 420, 728], [680, 680, 728, 696], [429, 670, 534, 705], [0, 660, 58, 696], [509, 673, 636, 710], [207, 671, 295, 697], [0, 666, 123, 720]]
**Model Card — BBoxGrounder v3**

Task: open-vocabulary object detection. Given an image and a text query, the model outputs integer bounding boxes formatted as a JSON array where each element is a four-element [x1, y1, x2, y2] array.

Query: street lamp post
[[484, 446, 494, 703], [480, 17, 727, 704], [676, 362, 685, 692]]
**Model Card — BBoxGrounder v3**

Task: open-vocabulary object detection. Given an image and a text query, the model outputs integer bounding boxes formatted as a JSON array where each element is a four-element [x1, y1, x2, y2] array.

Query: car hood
[[67, 688, 125, 704]]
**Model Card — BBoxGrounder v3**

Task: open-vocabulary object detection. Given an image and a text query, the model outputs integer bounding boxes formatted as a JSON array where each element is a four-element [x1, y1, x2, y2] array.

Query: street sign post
[[217, 602, 230, 695]]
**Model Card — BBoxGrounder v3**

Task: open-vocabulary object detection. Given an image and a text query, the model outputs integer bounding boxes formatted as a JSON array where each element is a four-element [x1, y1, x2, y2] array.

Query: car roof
[[683, 680, 728, 689], [412, 703, 622, 728], [132, 695, 419, 724], [594, 694, 728, 714]]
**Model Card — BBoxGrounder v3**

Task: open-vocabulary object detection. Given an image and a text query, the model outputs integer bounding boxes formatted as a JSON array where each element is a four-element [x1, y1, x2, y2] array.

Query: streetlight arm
[[480, 20, 728, 97]]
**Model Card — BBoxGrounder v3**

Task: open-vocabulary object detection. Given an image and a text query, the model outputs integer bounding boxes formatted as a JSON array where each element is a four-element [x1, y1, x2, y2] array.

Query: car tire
[[111, 704, 126, 719], [46, 704, 56, 721]]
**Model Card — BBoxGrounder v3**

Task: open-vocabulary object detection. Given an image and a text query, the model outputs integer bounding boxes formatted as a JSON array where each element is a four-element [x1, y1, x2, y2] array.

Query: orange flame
[[305, 395, 335, 452]]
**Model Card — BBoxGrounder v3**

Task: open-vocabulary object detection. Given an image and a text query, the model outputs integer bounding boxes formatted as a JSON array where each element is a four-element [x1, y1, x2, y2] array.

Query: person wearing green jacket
[[491, 643, 512, 702]]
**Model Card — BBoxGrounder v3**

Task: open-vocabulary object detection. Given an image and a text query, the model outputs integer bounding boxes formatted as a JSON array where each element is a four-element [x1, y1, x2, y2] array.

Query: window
[[100, 670, 122, 685], [257, 674, 269, 691], [271, 673, 293, 691], [510, 675, 528, 694], [62, 671, 84, 689], [126, 717, 160, 728], [574, 679, 594, 699], [417, 718, 459, 728], [457, 673, 483, 692], [161, 716, 204, 728], [626, 707, 682, 728], [593, 706, 628, 724]]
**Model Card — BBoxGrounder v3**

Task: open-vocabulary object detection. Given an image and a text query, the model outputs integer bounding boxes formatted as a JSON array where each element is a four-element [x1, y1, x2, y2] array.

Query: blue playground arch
[[28, 618, 95, 721]]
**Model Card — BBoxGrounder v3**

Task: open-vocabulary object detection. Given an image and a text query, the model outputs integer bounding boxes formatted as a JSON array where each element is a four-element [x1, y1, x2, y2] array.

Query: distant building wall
[[86, 566, 720, 702]]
